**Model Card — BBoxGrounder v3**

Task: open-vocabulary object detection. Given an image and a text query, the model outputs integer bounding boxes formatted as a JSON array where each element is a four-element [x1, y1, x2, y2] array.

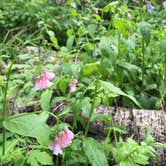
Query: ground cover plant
[[0, 0, 166, 165]]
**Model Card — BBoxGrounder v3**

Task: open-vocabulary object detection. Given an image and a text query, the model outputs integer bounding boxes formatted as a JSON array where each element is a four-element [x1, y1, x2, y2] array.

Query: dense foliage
[[0, 0, 166, 165]]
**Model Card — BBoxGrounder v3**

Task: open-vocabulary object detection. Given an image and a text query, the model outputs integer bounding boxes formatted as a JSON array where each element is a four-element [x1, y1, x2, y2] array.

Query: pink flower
[[49, 128, 74, 155], [34, 69, 55, 90], [125, 12, 131, 19], [69, 79, 78, 92], [43, 69, 55, 80]]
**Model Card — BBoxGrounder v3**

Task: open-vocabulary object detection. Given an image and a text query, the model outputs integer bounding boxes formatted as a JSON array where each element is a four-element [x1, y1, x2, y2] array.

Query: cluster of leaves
[[0, 0, 166, 165]]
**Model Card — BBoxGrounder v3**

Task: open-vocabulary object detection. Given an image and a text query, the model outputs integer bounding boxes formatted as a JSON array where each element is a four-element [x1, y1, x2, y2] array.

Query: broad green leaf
[[160, 40, 166, 53], [27, 150, 53, 166], [83, 137, 108, 166], [102, 1, 119, 13], [66, 28, 74, 37], [117, 61, 141, 73], [87, 24, 97, 37], [66, 35, 75, 50], [99, 80, 141, 107], [139, 22, 151, 46], [113, 18, 128, 37], [99, 37, 112, 57], [3, 113, 50, 146], [46, 30, 60, 50], [0, 139, 19, 156], [92, 14, 101, 21], [40, 90, 52, 112], [62, 62, 72, 75], [83, 62, 100, 76], [57, 76, 69, 95]]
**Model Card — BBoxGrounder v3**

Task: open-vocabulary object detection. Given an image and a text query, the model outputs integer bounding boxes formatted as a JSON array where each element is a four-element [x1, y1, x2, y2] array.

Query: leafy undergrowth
[[0, 0, 166, 165]]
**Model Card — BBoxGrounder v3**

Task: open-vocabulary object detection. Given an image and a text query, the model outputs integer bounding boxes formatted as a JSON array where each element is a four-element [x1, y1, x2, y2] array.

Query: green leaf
[[83, 137, 108, 166], [67, 28, 74, 37], [46, 30, 60, 50], [66, 35, 75, 50], [0, 139, 19, 156], [92, 14, 101, 21], [145, 128, 154, 144], [40, 90, 52, 112], [117, 61, 141, 73], [139, 22, 151, 46], [57, 76, 69, 95], [99, 80, 141, 107], [102, 1, 119, 13], [27, 150, 53, 166], [83, 62, 100, 76], [113, 18, 128, 37], [99, 37, 112, 57], [160, 40, 166, 53], [3, 113, 50, 146]]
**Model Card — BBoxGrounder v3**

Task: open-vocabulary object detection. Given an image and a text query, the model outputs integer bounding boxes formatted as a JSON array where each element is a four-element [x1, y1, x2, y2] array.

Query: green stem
[[142, 39, 145, 90], [2, 63, 13, 155], [105, 114, 118, 146], [164, 53, 166, 81], [85, 80, 98, 137], [56, 156, 59, 166], [118, 32, 121, 58]]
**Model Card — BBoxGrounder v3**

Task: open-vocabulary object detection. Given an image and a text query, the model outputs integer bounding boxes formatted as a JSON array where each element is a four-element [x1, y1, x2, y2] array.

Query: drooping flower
[[43, 69, 55, 80], [34, 75, 53, 90], [125, 11, 131, 19], [69, 78, 78, 92], [49, 128, 74, 155], [146, 3, 155, 12], [34, 69, 55, 90]]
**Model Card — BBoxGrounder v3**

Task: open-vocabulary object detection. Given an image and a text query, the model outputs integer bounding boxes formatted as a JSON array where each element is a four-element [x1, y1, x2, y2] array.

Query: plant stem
[[118, 31, 121, 58], [142, 39, 145, 90], [2, 63, 13, 155], [164, 53, 166, 81], [85, 80, 97, 137], [56, 156, 59, 166]]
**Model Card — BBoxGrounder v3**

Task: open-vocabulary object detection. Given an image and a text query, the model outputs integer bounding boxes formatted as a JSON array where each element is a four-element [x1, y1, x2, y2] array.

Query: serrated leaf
[[83, 137, 108, 166], [27, 150, 53, 166], [40, 90, 52, 112], [0, 139, 19, 156], [3, 113, 50, 146]]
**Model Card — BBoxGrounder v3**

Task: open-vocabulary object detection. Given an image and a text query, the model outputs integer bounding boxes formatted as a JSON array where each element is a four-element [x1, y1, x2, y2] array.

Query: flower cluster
[[34, 69, 55, 90], [49, 128, 74, 155]]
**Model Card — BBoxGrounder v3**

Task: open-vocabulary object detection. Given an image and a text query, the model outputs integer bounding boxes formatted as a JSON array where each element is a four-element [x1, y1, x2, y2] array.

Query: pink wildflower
[[49, 128, 74, 155], [43, 69, 55, 80], [69, 79, 78, 92], [125, 12, 131, 19], [34, 69, 55, 90]]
